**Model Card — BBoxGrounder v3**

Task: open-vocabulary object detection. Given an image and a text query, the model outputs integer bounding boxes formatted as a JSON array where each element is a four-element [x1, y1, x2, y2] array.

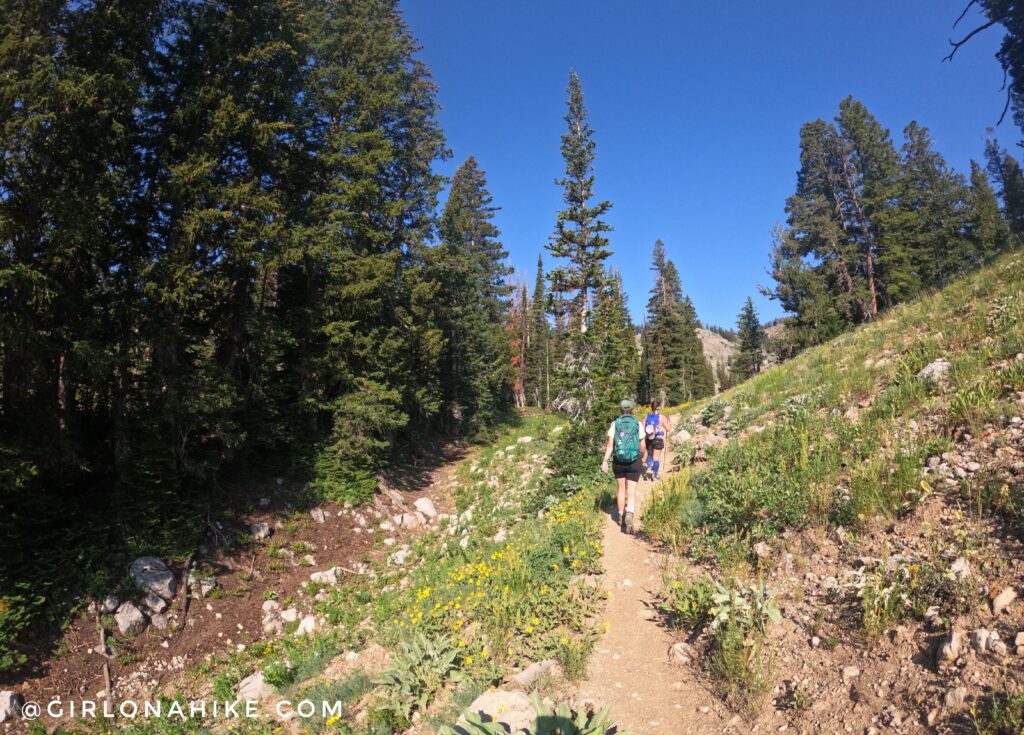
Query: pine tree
[[897, 121, 972, 286], [546, 70, 615, 421], [591, 270, 638, 417], [966, 159, 1010, 258], [986, 140, 1024, 240], [731, 297, 764, 382], [645, 241, 713, 404], [434, 156, 514, 437], [523, 255, 551, 408]]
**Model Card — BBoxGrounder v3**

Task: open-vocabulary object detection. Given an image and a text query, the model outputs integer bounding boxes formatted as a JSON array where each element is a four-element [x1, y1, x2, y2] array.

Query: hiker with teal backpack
[[601, 400, 647, 533]]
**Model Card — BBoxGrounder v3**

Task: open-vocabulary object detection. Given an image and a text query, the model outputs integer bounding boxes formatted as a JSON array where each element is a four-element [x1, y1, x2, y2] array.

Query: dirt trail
[[580, 458, 736, 735]]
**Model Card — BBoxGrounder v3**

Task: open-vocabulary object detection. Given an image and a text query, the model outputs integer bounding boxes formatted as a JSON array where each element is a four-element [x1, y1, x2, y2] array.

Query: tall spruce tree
[[897, 122, 973, 285], [435, 156, 514, 438], [645, 241, 713, 403], [986, 140, 1024, 240], [731, 297, 764, 382], [546, 70, 615, 421], [523, 255, 551, 408], [966, 159, 1010, 257]]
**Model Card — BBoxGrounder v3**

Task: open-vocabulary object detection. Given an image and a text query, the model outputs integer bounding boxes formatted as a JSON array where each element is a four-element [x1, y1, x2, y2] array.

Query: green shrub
[[700, 399, 727, 427], [972, 689, 1024, 735], [374, 633, 464, 723], [659, 572, 715, 631], [707, 622, 773, 716], [439, 693, 623, 735]]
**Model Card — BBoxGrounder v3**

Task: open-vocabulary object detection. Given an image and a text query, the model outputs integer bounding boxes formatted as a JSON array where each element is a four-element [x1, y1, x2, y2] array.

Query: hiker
[[601, 399, 646, 533], [643, 401, 672, 480]]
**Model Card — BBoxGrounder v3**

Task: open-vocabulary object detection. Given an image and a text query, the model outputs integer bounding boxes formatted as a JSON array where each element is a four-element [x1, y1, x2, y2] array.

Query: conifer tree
[[645, 241, 713, 403], [731, 297, 764, 382], [986, 140, 1024, 240], [966, 159, 1010, 257], [591, 270, 638, 417], [524, 256, 551, 408], [435, 156, 514, 437], [546, 70, 615, 421], [897, 122, 972, 286]]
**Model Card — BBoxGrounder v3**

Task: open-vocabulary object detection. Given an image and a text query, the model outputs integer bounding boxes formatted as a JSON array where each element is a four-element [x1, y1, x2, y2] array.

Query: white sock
[[626, 503, 635, 513]]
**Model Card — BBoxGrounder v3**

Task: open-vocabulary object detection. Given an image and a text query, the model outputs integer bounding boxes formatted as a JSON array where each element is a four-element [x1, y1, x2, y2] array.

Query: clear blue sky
[[401, 1, 1011, 328]]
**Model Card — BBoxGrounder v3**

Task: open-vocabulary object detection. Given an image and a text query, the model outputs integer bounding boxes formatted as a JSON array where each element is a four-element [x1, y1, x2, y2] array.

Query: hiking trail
[[579, 454, 738, 735]]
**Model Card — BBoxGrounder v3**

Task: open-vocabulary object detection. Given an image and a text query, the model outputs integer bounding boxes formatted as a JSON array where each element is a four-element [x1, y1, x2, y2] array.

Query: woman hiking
[[643, 401, 672, 480], [601, 400, 647, 534]]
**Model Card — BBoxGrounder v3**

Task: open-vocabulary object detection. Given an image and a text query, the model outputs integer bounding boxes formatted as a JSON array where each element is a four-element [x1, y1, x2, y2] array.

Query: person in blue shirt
[[642, 401, 672, 480]]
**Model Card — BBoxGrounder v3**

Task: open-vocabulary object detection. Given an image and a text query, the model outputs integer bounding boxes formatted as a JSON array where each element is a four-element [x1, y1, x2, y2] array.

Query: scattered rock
[[281, 608, 299, 624], [128, 556, 177, 600], [394, 513, 423, 530], [752, 541, 771, 560], [668, 642, 694, 665], [310, 508, 327, 524], [917, 358, 951, 385], [464, 690, 536, 732], [939, 629, 963, 663], [510, 659, 556, 689], [993, 587, 1017, 616], [310, 567, 340, 585], [841, 666, 860, 685], [944, 686, 967, 709], [249, 522, 272, 541], [99, 595, 120, 614], [296, 615, 316, 637], [0, 692, 24, 723], [970, 628, 990, 654], [413, 497, 438, 519], [188, 575, 217, 598], [493, 528, 507, 543], [150, 613, 169, 630], [950, 556, 971, 580], [517, 436, 534, 444], [924, 606, 943, 629], [142, 592, 168, 614], [237, 672, 274, 701], [115, 601, 148, 636], [258, 497, 271, 507]]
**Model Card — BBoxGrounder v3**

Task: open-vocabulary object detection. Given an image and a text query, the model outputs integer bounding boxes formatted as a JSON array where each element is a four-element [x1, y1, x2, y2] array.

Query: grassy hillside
[[644, 251, 1024, 727], [649, 251, 1024, 553]]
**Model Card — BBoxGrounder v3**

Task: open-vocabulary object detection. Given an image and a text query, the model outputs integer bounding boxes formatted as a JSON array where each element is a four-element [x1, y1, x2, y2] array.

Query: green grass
[[645, 252, 1024, 565]]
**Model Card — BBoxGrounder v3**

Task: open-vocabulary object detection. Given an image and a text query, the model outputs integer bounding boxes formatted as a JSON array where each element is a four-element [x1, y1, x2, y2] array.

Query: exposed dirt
[[578, 457, 735, 734], [10, 444, 466, 732]]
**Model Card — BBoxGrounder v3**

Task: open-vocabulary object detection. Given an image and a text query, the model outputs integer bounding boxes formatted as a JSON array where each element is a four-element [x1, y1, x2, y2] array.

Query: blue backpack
[[613, 416, 641, 462]]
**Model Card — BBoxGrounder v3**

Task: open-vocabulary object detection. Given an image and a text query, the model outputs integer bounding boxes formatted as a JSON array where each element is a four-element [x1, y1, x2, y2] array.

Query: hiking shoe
[[624, 511, 635, 533], [619, 515, 628, 533]]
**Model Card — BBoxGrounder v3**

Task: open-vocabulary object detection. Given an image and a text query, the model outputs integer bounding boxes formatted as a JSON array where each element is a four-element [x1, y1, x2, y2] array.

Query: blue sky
[[401, 1, 1011, 328]]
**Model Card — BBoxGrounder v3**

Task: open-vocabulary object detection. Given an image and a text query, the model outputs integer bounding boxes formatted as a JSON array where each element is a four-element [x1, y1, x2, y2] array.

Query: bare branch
[[943, 19, 999, 62], [953, 0, 979, 28]]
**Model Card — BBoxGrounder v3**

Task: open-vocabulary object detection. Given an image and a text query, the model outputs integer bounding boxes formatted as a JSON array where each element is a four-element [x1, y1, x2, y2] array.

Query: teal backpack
[[612, 415, 641, 462]]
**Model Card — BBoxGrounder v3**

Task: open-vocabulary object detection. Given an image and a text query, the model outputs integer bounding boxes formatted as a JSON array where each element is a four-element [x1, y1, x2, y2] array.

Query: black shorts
[[612, 457, 643, 482], [649, 437, 665, 451]]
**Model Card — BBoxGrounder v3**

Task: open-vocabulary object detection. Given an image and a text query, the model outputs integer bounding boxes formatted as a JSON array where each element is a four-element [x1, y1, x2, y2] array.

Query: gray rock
[[510, 659, 556, 689], [128, 556, 177, 600], [280, 608, 299, 623], [261, 599, 280, 614], [413, 497, 438, 519], [917, 358, 951, 385], [924, 606, 943, 629], [993, 587, 1017, 616], [944, 686, 967, 709], [258, 497, 271, 507], [237, 672, 274, 701], [296, 615, 316, 637], [970, 628, 990, 654], [142, 591, 168, 614], [188, 576, 217, 598], [310, 508, 327, 524], [668, 642, 694, 665], [951, 557, 971, 580], [841, 666, 860, 685], [939, 629, 962, 663], [310, 567, 339, 585], [0, 692, 24, 723], [99, 595, 120, 614], [115, 601, 147, 636], [464, 690, 536, 732], [150, 613, 169, 630], [250, 522, 272, 541], [752, 541, 771, 560], [1015, 631, 1024, 648]]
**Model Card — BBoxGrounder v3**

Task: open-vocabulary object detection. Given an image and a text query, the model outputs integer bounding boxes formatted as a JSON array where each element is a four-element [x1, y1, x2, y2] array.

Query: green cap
[[619, 399, 634, 411]]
